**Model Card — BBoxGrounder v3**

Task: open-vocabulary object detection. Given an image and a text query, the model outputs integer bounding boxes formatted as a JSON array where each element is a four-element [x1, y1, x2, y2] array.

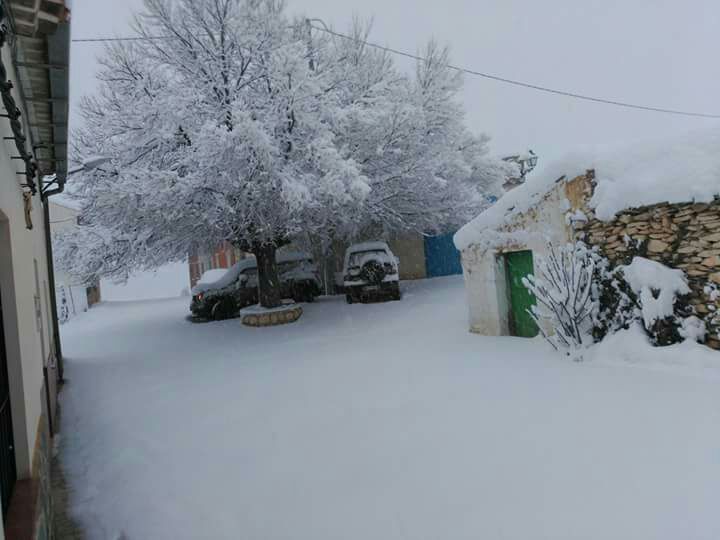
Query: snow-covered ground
[[100, 262, 190, 301], [59, 276, 720, 540]]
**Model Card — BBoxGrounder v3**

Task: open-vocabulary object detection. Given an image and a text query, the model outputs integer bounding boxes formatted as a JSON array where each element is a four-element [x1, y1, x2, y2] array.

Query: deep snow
[[59, 276, 720, 540]]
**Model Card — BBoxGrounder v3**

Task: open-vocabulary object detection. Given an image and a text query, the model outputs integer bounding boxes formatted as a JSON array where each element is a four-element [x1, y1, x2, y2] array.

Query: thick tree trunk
[[252, 243, 282, 308]]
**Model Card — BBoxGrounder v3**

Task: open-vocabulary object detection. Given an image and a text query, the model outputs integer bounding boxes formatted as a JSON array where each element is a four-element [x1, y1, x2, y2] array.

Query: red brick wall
[[188, 243, 245, 288]]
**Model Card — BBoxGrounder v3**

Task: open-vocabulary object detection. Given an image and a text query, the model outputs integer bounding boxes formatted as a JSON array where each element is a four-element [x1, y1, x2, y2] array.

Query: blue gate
[[424, 232, 462, 278]]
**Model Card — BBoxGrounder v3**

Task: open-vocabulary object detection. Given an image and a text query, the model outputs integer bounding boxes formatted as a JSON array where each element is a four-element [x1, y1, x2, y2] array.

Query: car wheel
[[345, 294, 354, 304], [360, 260, 386, 285], [212, 297, 236, 321], [391, 285, 401, 301]]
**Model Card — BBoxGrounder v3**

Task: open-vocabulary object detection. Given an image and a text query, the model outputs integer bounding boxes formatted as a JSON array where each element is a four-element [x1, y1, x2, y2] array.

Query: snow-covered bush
[[588, 250, 639, 342], [619, 257, 694, 346], [679, 316, 707, 343], [523, 246, 703, 352], [522, 243, 597, 357]]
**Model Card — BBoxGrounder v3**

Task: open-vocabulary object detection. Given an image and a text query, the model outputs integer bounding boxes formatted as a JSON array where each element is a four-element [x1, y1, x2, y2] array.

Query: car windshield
[[279, 259, 313, 272]]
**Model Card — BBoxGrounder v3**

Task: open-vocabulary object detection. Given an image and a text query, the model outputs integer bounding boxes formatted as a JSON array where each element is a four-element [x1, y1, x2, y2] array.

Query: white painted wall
[[0, 43, 56, 493], [50, 201, 94, 322], [460, 182, 573, 336], [49, 201, 79, 288]]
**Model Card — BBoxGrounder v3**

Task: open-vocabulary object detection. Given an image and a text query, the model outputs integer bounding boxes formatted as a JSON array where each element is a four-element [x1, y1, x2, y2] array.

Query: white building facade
[[50, 200, 100, 322], [0, 1, 71, 537]]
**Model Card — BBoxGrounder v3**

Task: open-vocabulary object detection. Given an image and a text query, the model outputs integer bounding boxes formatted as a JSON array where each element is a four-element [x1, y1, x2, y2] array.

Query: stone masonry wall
[[568, 174, 720, 349]]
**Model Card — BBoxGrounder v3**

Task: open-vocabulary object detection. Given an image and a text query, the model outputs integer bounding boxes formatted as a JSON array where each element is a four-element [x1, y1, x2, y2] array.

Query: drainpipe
[[42, 175, 66, 382], [40, 159, 108, 381]]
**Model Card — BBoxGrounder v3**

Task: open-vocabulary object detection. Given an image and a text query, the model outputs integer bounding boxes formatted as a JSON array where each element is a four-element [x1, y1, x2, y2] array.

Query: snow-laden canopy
[[56, 0, 512, 304], [455, 127, 720, 251]]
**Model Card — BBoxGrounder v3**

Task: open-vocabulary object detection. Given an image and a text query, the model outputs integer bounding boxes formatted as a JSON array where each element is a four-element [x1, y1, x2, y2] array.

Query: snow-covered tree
[[59, 0, 508, 307], [321, 35, 512, 237]]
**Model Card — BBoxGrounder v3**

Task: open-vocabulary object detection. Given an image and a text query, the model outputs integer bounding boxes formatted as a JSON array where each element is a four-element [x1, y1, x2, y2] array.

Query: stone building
[[453, 176, 577, 338], [573, 172, 720, 349], [454, 144, 720, 349]]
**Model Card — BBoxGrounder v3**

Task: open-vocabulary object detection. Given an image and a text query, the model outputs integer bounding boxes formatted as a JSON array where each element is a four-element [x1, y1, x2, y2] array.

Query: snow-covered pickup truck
[[190, 252, 322, 320], [343, 242, 401, 303]]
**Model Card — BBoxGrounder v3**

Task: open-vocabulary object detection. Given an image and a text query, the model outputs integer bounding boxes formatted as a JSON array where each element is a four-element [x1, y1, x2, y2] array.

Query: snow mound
[[455, 127, 720, 251], [587, 323, 719, 371], [620, 257, 690, 328]]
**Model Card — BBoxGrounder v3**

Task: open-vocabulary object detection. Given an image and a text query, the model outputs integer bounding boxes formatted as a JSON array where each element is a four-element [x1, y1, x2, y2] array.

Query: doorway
[[0, 288, 17, 517], [504, 250, 539, 338]]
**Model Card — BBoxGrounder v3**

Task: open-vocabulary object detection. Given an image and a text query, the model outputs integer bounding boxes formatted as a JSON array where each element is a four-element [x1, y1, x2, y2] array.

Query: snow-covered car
[[277, 254, 323, 302], [190, 252, 321, 320], [343, 242, 401, 303]]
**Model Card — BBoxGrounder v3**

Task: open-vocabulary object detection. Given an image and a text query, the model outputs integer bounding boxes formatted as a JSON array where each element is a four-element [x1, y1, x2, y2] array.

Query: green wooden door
[[505, 251, 539, 338]]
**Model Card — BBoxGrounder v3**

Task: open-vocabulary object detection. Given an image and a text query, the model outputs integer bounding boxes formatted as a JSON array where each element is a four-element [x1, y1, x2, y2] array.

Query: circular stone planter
[[241, 303, 303, 327]]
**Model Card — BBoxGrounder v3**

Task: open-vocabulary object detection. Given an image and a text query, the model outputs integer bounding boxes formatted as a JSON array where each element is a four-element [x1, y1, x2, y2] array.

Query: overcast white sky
[[69, 0, 720, 298]]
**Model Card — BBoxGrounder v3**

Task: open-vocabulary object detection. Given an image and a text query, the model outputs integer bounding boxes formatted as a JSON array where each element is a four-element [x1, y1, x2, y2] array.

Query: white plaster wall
[[460, 182, 573, 336], [50, 202, 84, 285], [0, 44, 55, 483]]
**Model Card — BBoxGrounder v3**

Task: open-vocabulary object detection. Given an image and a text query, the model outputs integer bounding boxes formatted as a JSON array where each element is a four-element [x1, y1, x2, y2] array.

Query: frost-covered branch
[[522, 243, 597, 358]]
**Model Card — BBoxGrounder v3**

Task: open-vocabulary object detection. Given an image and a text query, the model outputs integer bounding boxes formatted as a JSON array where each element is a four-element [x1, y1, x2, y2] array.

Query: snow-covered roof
[[455, 128, 720, 251]]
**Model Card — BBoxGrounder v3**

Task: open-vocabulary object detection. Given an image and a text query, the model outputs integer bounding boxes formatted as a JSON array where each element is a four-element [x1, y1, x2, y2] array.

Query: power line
[[71, 26, 720, 119], [72, 35, 176, 43], [310, 25, 720, 119]]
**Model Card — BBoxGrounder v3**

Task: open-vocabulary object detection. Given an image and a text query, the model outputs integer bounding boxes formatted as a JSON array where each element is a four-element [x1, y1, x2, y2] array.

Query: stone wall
[[569, 174, 720, 349]]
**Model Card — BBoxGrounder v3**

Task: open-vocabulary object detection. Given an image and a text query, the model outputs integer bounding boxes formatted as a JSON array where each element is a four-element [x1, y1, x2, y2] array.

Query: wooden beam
[[26, 97, 68, 103], [16, 62, 68, 70]]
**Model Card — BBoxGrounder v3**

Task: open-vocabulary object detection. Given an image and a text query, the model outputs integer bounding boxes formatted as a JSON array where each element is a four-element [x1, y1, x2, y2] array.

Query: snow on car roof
[[346, 241, 391, 254], [455, 127, 720, 251], [190, 251, 314, 295], [191, 258, 257, 295], [196, 268, 227, 285]]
